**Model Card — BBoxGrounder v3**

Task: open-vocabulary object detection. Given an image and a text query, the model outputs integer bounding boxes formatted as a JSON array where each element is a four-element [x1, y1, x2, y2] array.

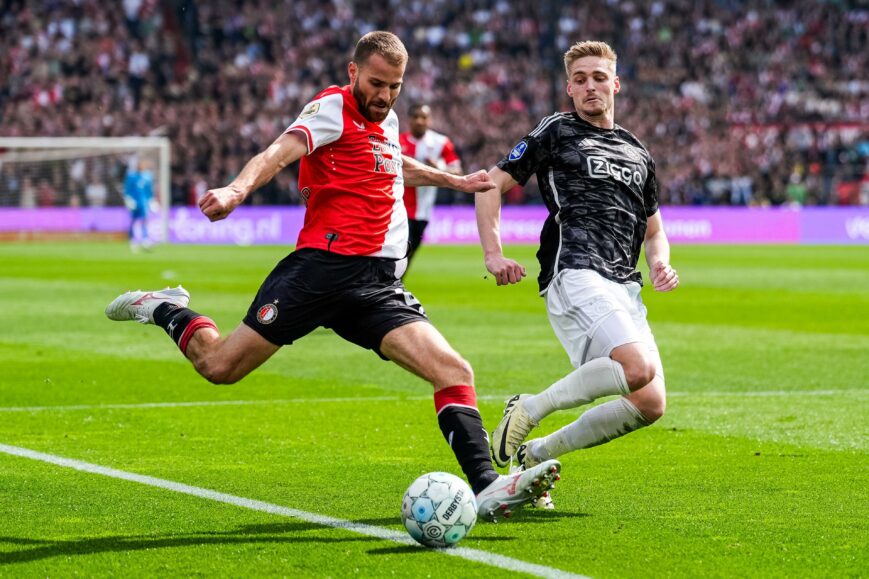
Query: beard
[[352, 83, 392, 123], [580, 96, 609, 117]]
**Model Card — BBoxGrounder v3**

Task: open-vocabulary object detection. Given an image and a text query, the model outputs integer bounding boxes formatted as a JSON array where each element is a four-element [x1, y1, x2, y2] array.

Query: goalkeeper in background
[[123, 158, 155, 251]]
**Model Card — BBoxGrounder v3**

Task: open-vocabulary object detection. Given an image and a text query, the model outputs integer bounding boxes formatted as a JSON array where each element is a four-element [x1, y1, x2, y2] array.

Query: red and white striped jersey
[[399, 129, 460, 221], [286, 85, 407, 258]]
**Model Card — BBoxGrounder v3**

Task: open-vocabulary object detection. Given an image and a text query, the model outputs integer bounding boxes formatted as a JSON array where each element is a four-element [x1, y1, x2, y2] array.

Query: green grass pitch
[[0, 242, 866, 578]]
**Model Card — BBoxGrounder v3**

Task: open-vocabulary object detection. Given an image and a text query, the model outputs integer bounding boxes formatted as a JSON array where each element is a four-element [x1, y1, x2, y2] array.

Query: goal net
[[0, 137, 170, 241]]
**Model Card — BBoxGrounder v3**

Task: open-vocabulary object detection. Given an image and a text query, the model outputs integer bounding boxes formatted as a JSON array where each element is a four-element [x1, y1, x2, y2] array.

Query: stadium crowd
[[1, 0, 866, 208]]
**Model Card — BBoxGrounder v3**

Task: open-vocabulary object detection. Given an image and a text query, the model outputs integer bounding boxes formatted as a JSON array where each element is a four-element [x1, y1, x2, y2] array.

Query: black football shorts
[[243, 248, 428, 358]]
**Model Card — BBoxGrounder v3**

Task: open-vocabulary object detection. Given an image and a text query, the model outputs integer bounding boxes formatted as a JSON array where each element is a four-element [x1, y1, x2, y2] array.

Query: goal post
[[0, 137, 171, 241]]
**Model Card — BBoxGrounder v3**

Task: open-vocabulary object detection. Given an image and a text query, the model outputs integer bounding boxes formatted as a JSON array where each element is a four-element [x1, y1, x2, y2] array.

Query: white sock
[[523, 357, 630, 422], [529, 397, 650, 460]]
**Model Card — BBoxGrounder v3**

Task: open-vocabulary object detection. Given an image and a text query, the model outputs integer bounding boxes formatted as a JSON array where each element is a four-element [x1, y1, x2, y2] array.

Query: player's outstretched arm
[[475, 167, 526, 286], [401, 155, 493, 193], [644, 210, 679, 292], [199, 131, 308, 222]]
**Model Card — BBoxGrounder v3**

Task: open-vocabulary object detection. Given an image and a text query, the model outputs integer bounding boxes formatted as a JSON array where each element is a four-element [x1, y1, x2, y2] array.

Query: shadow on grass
[[363, 509, 591, 557], [1, 511, 592, 564], [354, 509, 589, 528], [515, 510, 591, 521], [366, 538, 515, 557], [0, 522, 376, 565]]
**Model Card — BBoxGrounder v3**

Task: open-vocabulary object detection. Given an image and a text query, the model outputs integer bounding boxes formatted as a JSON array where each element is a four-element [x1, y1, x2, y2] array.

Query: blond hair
[[563, 41, 617, 77], [353, 31, 408, 67]]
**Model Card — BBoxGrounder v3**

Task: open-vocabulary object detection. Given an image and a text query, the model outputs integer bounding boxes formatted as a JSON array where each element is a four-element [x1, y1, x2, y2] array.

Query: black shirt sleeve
[[643, 156, 659, 217], [495, 115, 557, 185]]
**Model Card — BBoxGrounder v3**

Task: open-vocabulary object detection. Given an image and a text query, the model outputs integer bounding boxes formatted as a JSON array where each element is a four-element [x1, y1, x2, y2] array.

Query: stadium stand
[[1, 0, 866, 207]]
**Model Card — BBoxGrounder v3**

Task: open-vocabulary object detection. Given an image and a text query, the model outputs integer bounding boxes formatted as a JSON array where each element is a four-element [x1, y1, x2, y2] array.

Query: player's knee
[[638, 393, 666, 423], [452, 355, 474, 386], [432, 353, 473, 389], [622, 357, 657, 391]]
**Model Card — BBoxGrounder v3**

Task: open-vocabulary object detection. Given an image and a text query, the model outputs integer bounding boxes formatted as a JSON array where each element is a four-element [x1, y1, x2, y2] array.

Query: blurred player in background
[[476, 41, 678, 504], [399, 104, 462, 264], [123, 158, 155, 251], [106, 31, 560, 522]]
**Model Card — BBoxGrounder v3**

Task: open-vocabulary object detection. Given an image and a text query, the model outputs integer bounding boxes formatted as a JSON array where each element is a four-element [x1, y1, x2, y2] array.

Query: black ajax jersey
[[497, 112, 659, 292]]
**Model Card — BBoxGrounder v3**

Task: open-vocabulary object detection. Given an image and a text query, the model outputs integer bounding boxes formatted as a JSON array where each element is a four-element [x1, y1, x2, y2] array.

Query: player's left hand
[[485, 254, 527, 286], [199, 186, 244, 222], [651, 261, 679, 292], [454, 170, 496, 194]]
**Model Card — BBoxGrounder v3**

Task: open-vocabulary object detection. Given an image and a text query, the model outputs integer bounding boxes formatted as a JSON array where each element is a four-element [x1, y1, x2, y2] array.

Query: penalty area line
[[0, 443, 587, 579]]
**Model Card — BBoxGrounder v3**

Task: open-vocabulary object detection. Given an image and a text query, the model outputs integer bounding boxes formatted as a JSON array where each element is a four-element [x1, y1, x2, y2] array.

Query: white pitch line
[[667, 389, 862, 398], [0, 396, 433, 413], [0, 389, 862, 413], [0, 443, 586, 579]]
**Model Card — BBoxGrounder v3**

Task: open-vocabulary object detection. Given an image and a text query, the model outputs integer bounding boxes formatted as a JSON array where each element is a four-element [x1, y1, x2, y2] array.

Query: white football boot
[[105, 286, 190, 324], [491, 394, 538, 467], [510, 441, 554, 509], [475, 459, 560, 522]]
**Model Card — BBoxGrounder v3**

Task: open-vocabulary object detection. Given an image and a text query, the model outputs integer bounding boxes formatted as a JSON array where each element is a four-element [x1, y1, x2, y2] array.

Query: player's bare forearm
[[474, 167, 526, 285], [199, 132, 306, 222], [644, 230, 670, 268], [444, 162, 464, 176], [475, 186, 504, 259], [402, 155, 493, 192], [402, 154, 450, 187]]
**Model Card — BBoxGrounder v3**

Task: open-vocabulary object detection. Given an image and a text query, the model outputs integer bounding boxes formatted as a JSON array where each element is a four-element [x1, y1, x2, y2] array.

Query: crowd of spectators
[[1, 0, 866, 208]]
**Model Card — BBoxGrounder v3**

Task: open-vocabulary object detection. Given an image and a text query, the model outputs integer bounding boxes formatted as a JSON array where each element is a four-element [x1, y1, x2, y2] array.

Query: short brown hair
[[353, 31, 408, 67], [563, 40, 617, 77]]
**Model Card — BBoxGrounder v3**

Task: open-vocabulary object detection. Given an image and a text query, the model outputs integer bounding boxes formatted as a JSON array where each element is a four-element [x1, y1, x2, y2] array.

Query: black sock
[[153, 302, 214, 353], [437, 406, 499, 494]]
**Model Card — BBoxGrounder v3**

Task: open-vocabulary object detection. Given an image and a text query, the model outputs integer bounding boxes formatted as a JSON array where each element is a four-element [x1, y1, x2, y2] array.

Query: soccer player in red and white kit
[[399, 104, 462, 262], [106, 31, 560, 522]]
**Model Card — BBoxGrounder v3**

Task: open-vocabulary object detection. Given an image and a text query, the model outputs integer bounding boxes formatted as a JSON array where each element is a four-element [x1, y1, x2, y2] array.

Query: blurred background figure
[[123, 158, 155, 251], [400, 103, 463, 264]]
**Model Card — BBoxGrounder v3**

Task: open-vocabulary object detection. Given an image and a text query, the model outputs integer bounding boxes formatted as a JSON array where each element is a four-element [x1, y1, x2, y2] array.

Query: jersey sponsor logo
[[299, 102, 320, 119], [256, 303, 278, 324], [300, 187, 311, 207], [374, 154, 400, 174], [369, 135, 401, 174], [508, 141, 527, 161], [586, 155, 644, 187]]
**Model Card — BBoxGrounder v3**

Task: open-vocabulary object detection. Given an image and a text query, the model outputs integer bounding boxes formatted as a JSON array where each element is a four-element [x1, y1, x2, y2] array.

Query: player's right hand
[[485, 254, 526, 286], [199, 186, 244, 222]]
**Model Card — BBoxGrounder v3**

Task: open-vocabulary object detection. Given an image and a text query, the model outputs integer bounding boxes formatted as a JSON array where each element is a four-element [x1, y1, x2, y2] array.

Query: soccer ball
[[401, 472, 477, 548]]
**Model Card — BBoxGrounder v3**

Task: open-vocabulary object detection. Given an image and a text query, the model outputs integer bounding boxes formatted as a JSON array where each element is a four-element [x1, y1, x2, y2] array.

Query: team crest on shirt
[[509, 141, 527, 160], [299, 102, 320, 119], [621, 144, 643, 162], [257, 303, 278, 324]]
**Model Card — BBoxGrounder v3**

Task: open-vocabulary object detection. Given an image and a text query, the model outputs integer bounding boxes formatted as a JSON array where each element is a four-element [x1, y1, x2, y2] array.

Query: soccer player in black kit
[[476, 41, 679, 505]]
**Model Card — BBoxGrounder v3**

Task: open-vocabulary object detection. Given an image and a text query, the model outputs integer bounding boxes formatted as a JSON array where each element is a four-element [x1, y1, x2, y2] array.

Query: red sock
[[434, 385, 497, 494]]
